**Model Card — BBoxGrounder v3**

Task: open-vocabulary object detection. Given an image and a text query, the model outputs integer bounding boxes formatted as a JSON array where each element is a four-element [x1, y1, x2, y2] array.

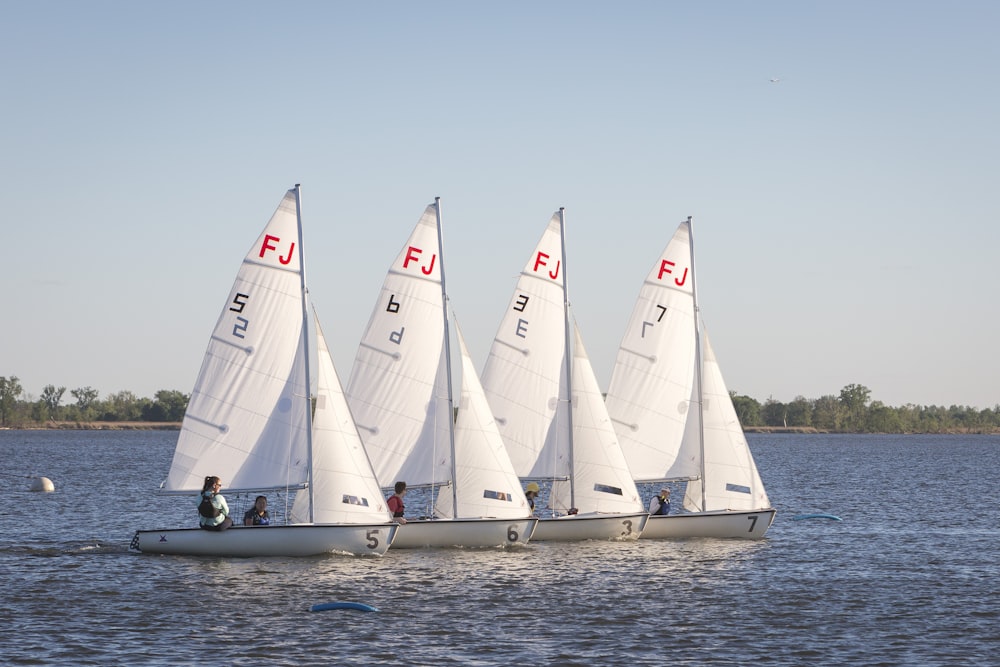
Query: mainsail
[[604, 221, 699, 481], [347, 201, 531, 521], [482, 209, 643, 516], [163, 189, 311, 493]]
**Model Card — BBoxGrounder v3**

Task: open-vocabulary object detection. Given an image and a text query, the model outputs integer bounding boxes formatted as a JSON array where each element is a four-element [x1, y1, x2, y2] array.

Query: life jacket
[[245, 509, 270, 525], [199, 492, 221, 518], [654, 496, 670, 516], [387, 494, 405, 518]]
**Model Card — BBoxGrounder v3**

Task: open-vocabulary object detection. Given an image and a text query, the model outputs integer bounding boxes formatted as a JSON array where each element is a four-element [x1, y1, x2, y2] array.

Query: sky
[[3, 1, 998, 410]]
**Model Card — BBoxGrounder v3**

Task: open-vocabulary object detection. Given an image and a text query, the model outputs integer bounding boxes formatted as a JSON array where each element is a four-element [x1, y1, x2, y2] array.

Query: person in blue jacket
[[243, 495, 271, 526], [648, 487, 671, 516], [198, 476, 233, 531]]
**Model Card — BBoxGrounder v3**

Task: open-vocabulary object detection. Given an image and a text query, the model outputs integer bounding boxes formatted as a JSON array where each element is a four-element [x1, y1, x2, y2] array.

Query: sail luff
[[433, 198, 461, 516], [687, 215, 708, 512], [557, 208, 575, 509], [293, 184, 317, 523]]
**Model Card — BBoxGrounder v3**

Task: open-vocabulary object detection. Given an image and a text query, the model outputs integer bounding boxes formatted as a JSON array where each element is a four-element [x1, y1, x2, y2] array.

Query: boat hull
[[530, 512, 648, 542], [640, 509, 776, 539], [388, 517, 538, 549], [131, 523, 399, 557]]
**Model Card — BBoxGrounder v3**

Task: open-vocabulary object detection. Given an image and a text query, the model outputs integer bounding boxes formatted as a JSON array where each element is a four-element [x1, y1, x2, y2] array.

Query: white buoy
[[30, 476, 55, 492]]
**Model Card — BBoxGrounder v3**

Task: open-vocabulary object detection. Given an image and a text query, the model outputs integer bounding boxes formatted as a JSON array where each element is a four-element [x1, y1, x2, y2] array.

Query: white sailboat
[[605, 217, 775, 539], [346, 199, 537, 548], [131, 186, 398, 557], [481, 209, 648, 541]]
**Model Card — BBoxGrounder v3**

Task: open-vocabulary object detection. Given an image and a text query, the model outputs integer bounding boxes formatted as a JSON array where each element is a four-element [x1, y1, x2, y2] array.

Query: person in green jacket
[[198, 475, 233, 531]]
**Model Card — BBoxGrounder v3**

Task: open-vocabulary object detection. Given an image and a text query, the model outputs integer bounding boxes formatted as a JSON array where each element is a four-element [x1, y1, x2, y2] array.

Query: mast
[[558, 207, 575, 510], [434, 197, 460, 515], [687, 215, 707, 511], [293, 184, 316, 523]]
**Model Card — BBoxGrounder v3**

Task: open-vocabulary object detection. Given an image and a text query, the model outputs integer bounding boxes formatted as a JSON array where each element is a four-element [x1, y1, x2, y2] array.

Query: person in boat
[[524, 482, 540, 513], [243, 495, 270, 526], [648, 487, 671, 516], [387, 481, 407, 524], [198, 476, 233, 531]]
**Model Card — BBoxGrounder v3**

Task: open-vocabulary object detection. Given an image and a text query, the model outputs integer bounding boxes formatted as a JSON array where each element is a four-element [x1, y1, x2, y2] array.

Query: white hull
[[388, 517, 538, 549], [640, 509, 776, 539], [530, 512, 648, 542], [131, 523, 399, 557]]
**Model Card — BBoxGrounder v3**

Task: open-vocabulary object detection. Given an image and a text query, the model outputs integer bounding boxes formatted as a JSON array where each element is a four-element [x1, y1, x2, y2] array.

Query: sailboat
[[131, 186, 398, 557], [345, 199, 537, 548], [605, 217, 775, 539], [480, 209, 648, 541]]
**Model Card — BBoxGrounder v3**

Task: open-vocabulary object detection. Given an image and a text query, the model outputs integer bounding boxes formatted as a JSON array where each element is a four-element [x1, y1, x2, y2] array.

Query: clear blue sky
[[3, 1, 998, 409]]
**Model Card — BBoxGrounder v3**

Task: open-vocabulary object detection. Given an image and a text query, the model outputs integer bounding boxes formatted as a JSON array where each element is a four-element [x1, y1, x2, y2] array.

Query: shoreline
[[3, 421, 182, 431], [2, 422, 998, 435]]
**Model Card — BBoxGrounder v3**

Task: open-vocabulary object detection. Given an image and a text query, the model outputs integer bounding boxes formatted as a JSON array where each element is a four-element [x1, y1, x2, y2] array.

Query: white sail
[[434, 320, 533, 520], [135, 187, 399, 557], [548, 324, 645, 514], [164, 189, 311, 493], [482, 209, 644, 523], [604, 220, 699, 481], [480, 213, 569, 479], [682, 332, 771, 512], [346, 204, 452, 488], [289, 313, 391, 524], [345, 202, 535, 548], [606, 217, 774, 539]]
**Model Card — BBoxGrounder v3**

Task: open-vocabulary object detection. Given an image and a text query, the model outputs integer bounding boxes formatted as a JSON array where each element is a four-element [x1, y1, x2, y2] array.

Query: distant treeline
[[1, 376, 997, 434], [0, 377, 186, 427], [731, 383, 1000, 434]]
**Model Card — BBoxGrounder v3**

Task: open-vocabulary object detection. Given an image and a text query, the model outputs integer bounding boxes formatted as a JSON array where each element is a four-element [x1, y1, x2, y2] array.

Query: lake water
[[1, 430, 998, 665]]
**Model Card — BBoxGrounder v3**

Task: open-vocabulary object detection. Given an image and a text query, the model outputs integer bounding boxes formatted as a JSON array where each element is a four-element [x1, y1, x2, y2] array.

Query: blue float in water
[[310, 601, 379, 613], [792, 513, 842, 521]]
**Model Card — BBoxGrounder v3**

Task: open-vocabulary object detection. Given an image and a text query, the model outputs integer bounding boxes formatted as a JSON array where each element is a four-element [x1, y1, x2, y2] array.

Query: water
[[2, 431, 998, 665]]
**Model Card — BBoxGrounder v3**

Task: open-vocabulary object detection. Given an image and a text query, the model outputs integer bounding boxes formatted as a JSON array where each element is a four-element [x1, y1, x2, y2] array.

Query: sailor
[[648, 487, 671, 516]]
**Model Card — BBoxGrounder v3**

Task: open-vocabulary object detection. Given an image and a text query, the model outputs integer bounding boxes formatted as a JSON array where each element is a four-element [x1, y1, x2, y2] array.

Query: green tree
[[71, 386, 100, 421], [144, 389, 189, 422], [839, 383, 871, 431], [101, 390, 143, 421], [0, 376, 23, 426], [865, 401, 903, 433], [41, 385, 66, 420], [785, 395, 813, 427], [761, 398, 787, 427], [812, 394, 842, 431], [730, 392, 762, 427]]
